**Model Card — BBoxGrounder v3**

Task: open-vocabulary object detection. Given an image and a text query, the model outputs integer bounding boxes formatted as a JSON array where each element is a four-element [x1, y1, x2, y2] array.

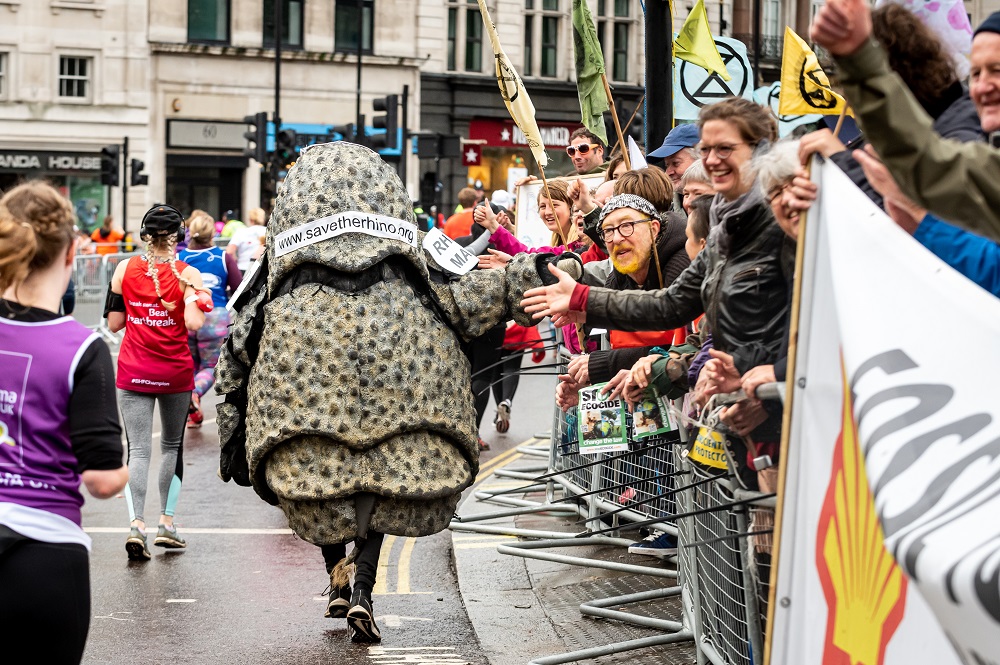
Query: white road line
[[165, 599, 197, 603], [84, 527, 293, 534]]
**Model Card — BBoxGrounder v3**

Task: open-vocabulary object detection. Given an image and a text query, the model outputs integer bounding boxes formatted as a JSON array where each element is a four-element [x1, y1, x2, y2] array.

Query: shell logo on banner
[[816, 362, 907, 665]]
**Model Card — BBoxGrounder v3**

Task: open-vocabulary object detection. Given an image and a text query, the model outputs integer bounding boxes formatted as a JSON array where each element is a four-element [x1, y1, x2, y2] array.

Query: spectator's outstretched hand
[[720, 399, 768, 437], [521, 263, 583, 322], [853, 145, 927, 231], [810, 0, 872, 56], [798, 128, 847, 163], [600, 369, 632, 404], [630, 354, 662, 390], [514, 175, 539, 189], [555, 374, 579, 411], [741, 364, 776, 400], [567, 354, 590, 386], [473, 202, 500, 232], [478, 248, 513, 270], [784, 172, 818, 213], [702, 349, 742, 396], [567, 177, 595, 213]]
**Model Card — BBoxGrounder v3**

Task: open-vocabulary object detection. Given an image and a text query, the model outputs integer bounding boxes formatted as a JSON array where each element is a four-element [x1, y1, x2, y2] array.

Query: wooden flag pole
[[602, 74, 631, 170], [649, 221, 664, 289], [832, 105, 850, 139], [538, 166, 569, 248]]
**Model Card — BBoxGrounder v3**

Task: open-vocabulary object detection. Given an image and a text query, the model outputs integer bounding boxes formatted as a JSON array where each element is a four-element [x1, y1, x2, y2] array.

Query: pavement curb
[[451, 463, 567, 665]]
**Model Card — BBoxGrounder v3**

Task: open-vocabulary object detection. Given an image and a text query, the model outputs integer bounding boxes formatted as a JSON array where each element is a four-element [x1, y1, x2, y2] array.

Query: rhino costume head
[[215, 142, 570, 545]]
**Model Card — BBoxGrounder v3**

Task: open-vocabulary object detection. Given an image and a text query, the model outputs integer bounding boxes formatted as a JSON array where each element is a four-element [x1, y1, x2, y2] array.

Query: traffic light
[[332, 123, 355, 142], [243, 112, 268, 164], [130, 159, 148, 187], [274, 128, 298, 169], [100, 144, 120, 187], [371, 94, 399, 150]]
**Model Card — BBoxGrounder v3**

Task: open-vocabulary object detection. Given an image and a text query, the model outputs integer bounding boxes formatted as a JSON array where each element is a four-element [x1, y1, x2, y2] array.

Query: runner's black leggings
[[491, 349, 522, 406], [321, 531, 385, 592], [0, 538, 91, 664], [468, 324, 505, 428]]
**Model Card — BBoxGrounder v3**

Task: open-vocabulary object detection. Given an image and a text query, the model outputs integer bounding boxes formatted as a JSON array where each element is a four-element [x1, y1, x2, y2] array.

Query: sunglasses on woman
[[566, 143, 600, 157]]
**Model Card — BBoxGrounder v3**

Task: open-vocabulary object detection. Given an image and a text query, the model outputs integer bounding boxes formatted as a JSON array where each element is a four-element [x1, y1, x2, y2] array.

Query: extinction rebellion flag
[[476, 0, 548, 168], [767, 160, 1000, 665]]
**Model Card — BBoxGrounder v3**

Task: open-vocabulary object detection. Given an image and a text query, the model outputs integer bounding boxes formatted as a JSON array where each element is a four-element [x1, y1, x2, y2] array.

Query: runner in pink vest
[[0, 182, 127, 663], [106, 204, 206, 561]]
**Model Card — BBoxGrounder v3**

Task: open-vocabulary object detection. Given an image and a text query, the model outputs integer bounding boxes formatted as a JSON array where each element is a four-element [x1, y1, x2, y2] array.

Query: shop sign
[[468, 118, 583, 149], [0, 151, 101, 173], [167, 119, 247, 151]]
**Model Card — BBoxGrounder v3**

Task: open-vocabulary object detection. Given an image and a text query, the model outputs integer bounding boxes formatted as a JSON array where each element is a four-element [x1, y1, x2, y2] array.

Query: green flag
[[572, 0, 609, 145]]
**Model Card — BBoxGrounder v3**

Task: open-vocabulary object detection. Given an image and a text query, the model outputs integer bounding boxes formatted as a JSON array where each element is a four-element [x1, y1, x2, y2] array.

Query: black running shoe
[[325, 581, 352, 619], [347, 588, 382, 642]]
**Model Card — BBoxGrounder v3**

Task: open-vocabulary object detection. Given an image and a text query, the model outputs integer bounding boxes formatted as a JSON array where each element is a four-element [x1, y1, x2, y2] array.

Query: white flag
[[476, 0, 547, 168], [626, 136, 647, 171], [769, 159, 1000, 665]]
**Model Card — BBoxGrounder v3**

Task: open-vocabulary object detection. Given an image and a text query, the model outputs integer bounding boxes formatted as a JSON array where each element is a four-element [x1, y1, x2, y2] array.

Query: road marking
[[368, 646, 471, 664], [93, 611, 133, 622], [396, 537, 416, 594], [165, 599, 197, 603], [84, 527, 293, 534], [379, 614, 433, 628], [372, 535, 397, 595], [453, 540, 519, 550]]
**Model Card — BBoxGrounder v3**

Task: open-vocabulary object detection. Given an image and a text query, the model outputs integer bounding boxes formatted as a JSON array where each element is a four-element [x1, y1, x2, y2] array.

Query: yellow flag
[[476, 0, 547, 168], [779, 26, 852, 116], [674, 0, 731, 82]]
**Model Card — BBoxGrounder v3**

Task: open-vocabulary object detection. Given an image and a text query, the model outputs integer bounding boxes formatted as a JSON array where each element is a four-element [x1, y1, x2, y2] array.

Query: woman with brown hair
[[106, 204, 206, 560], [523, 97, 794, 479], [0, 182, 127, 663]]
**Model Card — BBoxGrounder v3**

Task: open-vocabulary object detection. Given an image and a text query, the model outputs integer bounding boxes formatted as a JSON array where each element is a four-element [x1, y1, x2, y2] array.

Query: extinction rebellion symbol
[[679, 41, 750, 109]]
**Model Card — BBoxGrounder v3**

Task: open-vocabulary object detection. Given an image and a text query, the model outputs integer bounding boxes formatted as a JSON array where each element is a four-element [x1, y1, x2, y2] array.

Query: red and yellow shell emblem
[[816, 362, 907, 665]]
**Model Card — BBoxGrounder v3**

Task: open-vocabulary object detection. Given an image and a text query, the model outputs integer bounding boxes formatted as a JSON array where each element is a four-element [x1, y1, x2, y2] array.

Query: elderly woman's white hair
[[679, 158, 711, 189], [754, 139, 802, 198]]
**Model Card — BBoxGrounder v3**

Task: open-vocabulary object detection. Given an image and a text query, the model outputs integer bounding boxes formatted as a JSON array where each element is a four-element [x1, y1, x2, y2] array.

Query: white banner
[[514, 174, 604, 249], [769, 160, 1000, 664], [273, 211, 418, 257], [422, 228, 477, 276]]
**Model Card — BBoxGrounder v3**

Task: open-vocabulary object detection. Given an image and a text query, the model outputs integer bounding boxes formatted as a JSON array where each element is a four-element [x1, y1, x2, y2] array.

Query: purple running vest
[[0, 316, 98, 526]]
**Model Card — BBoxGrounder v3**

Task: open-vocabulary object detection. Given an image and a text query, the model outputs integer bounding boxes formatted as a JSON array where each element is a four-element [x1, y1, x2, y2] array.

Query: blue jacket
[[913, 214, 1000, 297]]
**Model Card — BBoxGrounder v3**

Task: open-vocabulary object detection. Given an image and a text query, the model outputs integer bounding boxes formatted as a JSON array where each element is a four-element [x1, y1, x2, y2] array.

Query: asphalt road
[[81, 346, 558, 665]]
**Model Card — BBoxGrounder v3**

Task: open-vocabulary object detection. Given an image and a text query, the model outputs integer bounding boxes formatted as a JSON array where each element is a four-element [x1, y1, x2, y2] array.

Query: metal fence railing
[[72, 251, 140, 343], [451, 340, 779, 665]]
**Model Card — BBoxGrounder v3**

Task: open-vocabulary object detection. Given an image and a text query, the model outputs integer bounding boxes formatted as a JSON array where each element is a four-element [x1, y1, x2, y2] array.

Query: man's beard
[[611, 247, 644, 275]]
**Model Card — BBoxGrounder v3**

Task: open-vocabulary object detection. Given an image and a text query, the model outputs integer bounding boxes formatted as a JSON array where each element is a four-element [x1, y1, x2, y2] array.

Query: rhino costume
[[215, 142, 571, 548]]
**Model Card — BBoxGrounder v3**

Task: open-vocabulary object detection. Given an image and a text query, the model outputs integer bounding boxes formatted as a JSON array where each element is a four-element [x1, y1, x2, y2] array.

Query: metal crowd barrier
[[72, 251, 140, 343], [450, 343, 780, 665]]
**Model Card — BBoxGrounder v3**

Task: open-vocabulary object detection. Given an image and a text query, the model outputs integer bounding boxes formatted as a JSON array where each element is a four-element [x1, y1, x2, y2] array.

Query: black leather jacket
[[585, 197, 793, 375]]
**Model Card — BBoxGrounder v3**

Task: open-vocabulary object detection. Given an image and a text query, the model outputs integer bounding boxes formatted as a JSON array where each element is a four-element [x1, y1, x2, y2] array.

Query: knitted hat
[[974, 11, 1000, 37], [598, 193, 664, 226]]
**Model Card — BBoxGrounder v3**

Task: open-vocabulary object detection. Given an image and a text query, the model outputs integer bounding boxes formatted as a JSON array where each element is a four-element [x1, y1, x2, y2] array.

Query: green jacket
[[836, 39, 1000, 242]]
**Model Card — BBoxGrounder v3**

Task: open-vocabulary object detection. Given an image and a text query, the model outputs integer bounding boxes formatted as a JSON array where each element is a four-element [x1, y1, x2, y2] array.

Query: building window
[[525, 0, 560, 78], [763, 0, 781, 38], [188, 0, 230, 44], [596, 0, 634, 82], [264, 0, 305, 49], [58, 56, 91, 101], [448, 8, 458, 71], [523, 12, 533, 76], [0, 54, 6, 101], [445, 1, 490, 73], [335, 0, 374, 54]]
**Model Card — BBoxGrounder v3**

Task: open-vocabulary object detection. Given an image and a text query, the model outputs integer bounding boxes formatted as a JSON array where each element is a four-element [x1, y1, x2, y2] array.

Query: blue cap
[[647, 124, 700, 159]]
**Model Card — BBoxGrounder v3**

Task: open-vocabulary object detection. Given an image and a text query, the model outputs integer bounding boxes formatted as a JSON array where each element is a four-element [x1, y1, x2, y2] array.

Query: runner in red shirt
[[106, 204, 205, 561]]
